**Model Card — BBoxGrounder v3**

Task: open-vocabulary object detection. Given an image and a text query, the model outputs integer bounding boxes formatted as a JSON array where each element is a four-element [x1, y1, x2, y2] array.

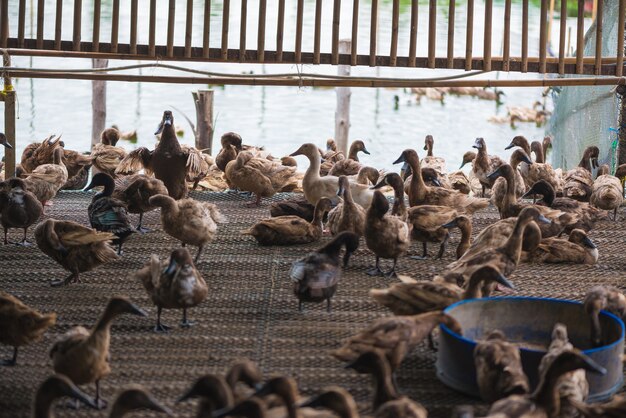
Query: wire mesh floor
[[1, 191, 625, 418]]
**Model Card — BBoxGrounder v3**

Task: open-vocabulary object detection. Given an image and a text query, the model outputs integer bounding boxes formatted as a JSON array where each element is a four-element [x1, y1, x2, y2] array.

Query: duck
[[370, 266, 515, 316], [372, 173, 407, 221], [583, 286, 626, 347], [394, 149, 489, 212], [0, 177, 43, 245], [344, 350, 428, 418], [514, 138, 564, 194], [136, 248, 208, 332], [364, 191, 410, 277], [405, 205, 458, 259], [328, 140, 370, 176], [486, 349, 606, 418], [533, 229, 598, 265], [537, 323, 588, 418], [458, 151, 485, 196], [181, 144, 214, 190], [298, 387, 359, 418], [215, 132, 243, 172], [148, 194, 224, 263], [421, 135, 446, 173], [84, 173, 134, 255], [327, 176, 366, 236], [33, 374, 98, 417], [0, 291, 56, 366], [108, 386, 172, 417], [319, 139, 346, 176], [474, 329, 530, 403], [563, 146, 599, 202], [50, 296, 147, 409], [270, 198, 317, 222], [116, 111, 202, 200], [252, 376, 328, 418], [90, 127, 128, 178], [225, 359, 265, 402], [434, 207, 550, 287], [614, 163, 626, 190], [57, 143, 93, 190], [590, 164, 623, 220], [242, 197, 332, 246], [19, 134, 62, 173], [441, 215, 473, 259], [491, 149, 532, 211], [349, 165, 380, 186], [177, 374, 234, 416], [332, 311, 461, 370], [225, 151, 297, 206], [34, 218, 118, 287], [471, 137, 506, 196], [290, 231, 359, 312], [447, 170, 472, 195], [212, 397, 269, 418], [112, 174, 169, 233], [570, 394, 626, 418], [23, 146, 68, 207], [110, 124, 137, 141]]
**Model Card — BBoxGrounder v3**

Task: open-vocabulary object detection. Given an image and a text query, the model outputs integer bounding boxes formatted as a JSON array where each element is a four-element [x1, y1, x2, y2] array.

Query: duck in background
[[215, 132, 244, 173], [23, 147, 68, 208], [90, 127, 128, 178], [563, 146, 599, 202], [421, 135, 446, 173], [471, 137, 506, 197], [0, 177, 43, 246], [532, 229, 598, 265], [112, 174, 169, 233], [584, 286, 626, 347], [490, 149, 533, 212], [327, 176, 366, 236], [328, 140, 370, 176], [590, 164, 623, 221]]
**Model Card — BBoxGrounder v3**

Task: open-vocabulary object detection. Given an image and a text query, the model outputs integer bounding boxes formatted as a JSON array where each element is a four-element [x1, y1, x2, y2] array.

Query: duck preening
[[584, 286, 626, 347], [563, 146, 599, 202]]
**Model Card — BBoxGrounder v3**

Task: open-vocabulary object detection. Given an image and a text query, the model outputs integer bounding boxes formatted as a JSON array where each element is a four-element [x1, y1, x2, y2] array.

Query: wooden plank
[[185, 0, 194, 58], [0, 0, 7, 49], [54, 0, 62, 49], [502, 0, 511, 71], [483, 0, 492, 71], [465, 0, 474, 70], [221, 0, 230, 60], [522, 0, 529, 72], [558, 0, 567, 74], [594, 0, 602, 76], [258, 0, 267, 62], [351, 0, 359, 65], [447, 0, 456, 68], [93, 0, 101, 52], [4, 91, 15, 178], [295, 0, 304, 63], [539, 0, 548, 73], [409, 0, 418, 67], [428, 0, 436, 68], [576, 0, 584, 73], [149, 0, 156, 56], [167, 0, 176, 57], [390, 0, 399, 67], [130, 0, 138, 54], [276, 0, 285, 62], [18, 0, 26, 48], [203, 0, 211, 59], [37, 0, 44, 49], [617, 0, 625, 77], [332, 0, 341, 65], [239, 0, 247, 61], [73, 0, 82, 51], [314, 0, 322, 64], [111, 0, 119, 53], [370, 0, 378, 67]]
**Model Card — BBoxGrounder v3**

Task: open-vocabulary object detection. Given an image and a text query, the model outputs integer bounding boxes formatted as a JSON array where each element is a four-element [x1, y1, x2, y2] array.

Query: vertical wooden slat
[[295, 0, 304, 63], [36, 0, 44, 49], [594, 0, 603, 75], [203, 0, 211, 59], [539, 0, 548, 73], [370, 0, 378, 67], [276, 0, 285, 62], [522, 0, 529, 72], [465, 0, 474, 70], [73, 0, 82, 51], [447, 0, 456, 68], [428, 0, 436, 68], [239, 0, 247, 62], [558, 0, 567, 74], [258, 0, 267, 62], [351, 0, 359, 65], [221, 0, 230, 60], [0, 0, 7, 48], [502, 0, 511, 71], [390, 0, 399, 67], [332, 0, 341, 65], [314, 0, 322, 64], [18, 0, 26, 48], [4, 92, 15, 177], [576, 0, 584, 74], [92, 0, 101, 52], [617, 0, 625, 77], [185, 0, 194, 58], [54, 0, 62, 50], [149, 0, 156, 56], [166, 0, 175, 57], [409, 0, 418, 67], [483, 0, 492, 71], [111, 0, 119, 53], [130, 0, 138, 54]]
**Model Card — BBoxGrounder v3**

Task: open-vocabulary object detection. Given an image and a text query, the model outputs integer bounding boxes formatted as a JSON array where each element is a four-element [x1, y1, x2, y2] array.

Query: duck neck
[[95, 180, 115, 200], [456, 223, 472, 259], [464, 275, 487, 299], [426, 142, 434, 157], [93, 305, 119, 334], [502, 170, 517, 209], [531, 366, 564, 417], [33, 395, 55, 418], [533, 144, 545, 164], [578, 152, 592, 171], [502, 217, 530, 262], [342, 182, 355, 206], [542, 142, 550, 162], [391, 181, 406, 217], [370, 362, 400, 410], [311, 204, 326, 230], [158, 124, 182, 154], [408, 156, 426, 202], [348, 144, 359, 161], [519, 139, 531, 156], [540, 185, 555, 206], [305, 151, 322, 182]]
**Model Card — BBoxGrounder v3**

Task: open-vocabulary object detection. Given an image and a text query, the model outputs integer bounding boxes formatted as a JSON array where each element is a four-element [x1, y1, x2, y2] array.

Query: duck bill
[[289, 149, 302, 157], [165, 258, 178, 276], [252, 383, 271, 398], [423, 145, 428, 151], [362, 147, 371, 155], [392, 154, 405, 165], [537, 214, 552, 224], [472, 140, 483, 150], [370, 178, 386, 190], [583, 236, 597, 249], [129, 302, 148, 317], [63, 382, 100, 410], [1, 141, 12, 149], [84, 179, 97, 191], [144, 395, 174, 416], [343, 250, 354, 267], [336, 183, 345, 196], [442, 220, 458, 229], [521, 155, 533, 165], [486, 170, 500, 180], [459, 162, 466, 169], [298, 395, 321, 409], [495, 273, 515, 290], [504, 142, 515, 150], [581, 354, 607, 375], [431, 178, 442, 187], [521, 189, 534, 199]]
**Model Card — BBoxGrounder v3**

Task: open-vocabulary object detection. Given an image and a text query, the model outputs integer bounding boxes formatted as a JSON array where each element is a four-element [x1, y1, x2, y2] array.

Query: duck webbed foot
[[136, 213, 152, 234], [180, 309, 195, 328], [154, 323, 171, 333], [50, 273, 79, 287], [435, 235, 449, 259], [94, 381, 108, 410], [385, 259, 399, 278], [0, 347, 17, 366], [366, 267, 385, 277], [410, 242, 429, 260], [15, 239, 33, 247], [245, 194, 262, 207]]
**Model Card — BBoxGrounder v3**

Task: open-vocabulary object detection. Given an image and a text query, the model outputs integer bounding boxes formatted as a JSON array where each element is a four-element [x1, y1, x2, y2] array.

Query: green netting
[[547, 1, 622, 172]]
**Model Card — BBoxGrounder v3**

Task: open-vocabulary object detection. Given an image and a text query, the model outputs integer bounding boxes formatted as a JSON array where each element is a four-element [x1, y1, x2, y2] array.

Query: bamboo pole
[[483, 0, 492, 71], [314, 0, 322, 64], [558, 0, 566, 74], [149, 0, 156, 56], [167, 0, 175, 57], [591, 0, 597, 21], [93, 0, 101, 52], [335, 40, 351, 154], [295, 0, 304, 63], [370, 0, 378, 67], [594, 0, 602, 76], [332, 0, 341, 65], [0, 0, 7, 48], [130, 0, 138, 54], [567, 26, 572, 57], [547, 0, 555, 50], [617, 0, 625, 77], [111, 0, 119, 53], [390, 0, 399, 67], [239, 0, 247, 62], [276, 0, 285, 62], [576, 0, 584, 73], [221, 0, 230, 60], [409, 0, 418, 67], [503, 0, 511, 71], [447, 0, 456, 69], [18, 0, 26, 48], [522, 0, 528, 72], [203, 0, 211, 59], [37, 0, 44, 49], [351, 0, 359, 66], [539, 0, 548, 73], [428, 0, 436, 68], [73, 0, 82, 51], [465, 0, 474, 71], [257, 0, 266, 62], [185, 0, 194, 58]]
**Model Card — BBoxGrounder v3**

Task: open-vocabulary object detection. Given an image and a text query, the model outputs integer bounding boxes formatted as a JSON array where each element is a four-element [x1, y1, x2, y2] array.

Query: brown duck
[[113, 174, 169, 233], [563, 146, 599, 202], [327, 176, 366, 236], [0, 177, 43, 245], [471, 137, 506, 196], [584, 285, 626, 347], [109, 386, 173, 417], [33, 374, 98, 417], [328, 140, 370, 176]]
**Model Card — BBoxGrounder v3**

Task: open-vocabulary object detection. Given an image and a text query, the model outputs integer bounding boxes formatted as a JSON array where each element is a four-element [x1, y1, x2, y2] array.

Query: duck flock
[[1, 109, 626, 418]]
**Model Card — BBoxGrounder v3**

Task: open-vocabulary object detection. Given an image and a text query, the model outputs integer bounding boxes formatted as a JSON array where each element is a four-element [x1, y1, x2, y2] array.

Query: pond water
[[2, 1, 592, 171]]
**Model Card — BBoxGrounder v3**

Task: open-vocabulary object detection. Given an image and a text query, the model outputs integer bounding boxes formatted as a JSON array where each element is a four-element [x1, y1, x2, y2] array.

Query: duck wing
[[91, 144, 127, 175], [116, 147, 153, 175], [49, 326, 90, 358], [88, 197, 133, 237]]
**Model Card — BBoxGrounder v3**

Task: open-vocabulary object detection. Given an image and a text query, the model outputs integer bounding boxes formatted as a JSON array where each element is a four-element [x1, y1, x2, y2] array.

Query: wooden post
[[0, 0, 8, 48], [335, 40, 351, 155], [465, 0, 474, 70], [193, 90, 215, 154], [91, 59, 108, 148], [618, 86, 626, 165], [4, 91, 16, 177]]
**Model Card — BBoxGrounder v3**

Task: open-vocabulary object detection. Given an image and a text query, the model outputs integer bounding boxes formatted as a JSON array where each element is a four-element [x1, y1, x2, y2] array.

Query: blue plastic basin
[[436, 296, 624, 402]]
